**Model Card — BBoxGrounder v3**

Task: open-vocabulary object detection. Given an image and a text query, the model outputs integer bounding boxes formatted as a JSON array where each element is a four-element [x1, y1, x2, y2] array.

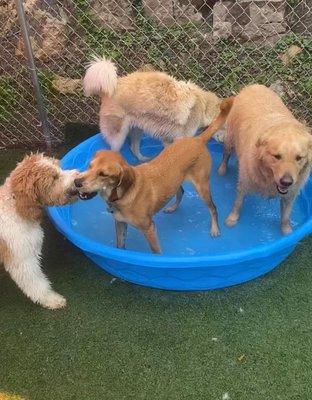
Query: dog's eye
[[53, 174, 59, 180], [296, 155, 303, 162], [99, 172, 108, 177], [273, 154, 282, 160]]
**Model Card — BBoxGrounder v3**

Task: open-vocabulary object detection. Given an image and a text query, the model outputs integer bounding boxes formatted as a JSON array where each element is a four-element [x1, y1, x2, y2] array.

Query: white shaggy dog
[[0, 154, 79, 309]]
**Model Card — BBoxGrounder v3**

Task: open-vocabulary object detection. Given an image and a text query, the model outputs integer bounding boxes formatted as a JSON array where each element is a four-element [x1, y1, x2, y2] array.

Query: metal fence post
[[14, 0, 52, 150]]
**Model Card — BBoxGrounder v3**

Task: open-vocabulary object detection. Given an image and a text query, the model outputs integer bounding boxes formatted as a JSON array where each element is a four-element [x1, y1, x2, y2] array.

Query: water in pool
[[70, 139, 308, 256]]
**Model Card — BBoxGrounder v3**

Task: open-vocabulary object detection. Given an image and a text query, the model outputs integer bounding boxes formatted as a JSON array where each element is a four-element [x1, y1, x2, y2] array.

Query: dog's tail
[[199, 96, 235, 143], [83, 56, 118, 97]]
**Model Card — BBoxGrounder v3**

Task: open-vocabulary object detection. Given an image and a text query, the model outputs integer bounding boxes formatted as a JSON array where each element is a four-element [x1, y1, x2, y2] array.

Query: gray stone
[[213, 21, 232, 39], [142, 0, 202, 26], [288, 0, 312, 34], [213, 0, 288, 42], [250, 1, 285, 24], [90, 0, 134, 31], [16, 7, 69, 61]]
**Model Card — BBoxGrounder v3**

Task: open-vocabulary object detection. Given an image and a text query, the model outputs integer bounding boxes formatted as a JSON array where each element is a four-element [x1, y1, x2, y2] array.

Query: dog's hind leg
[[192, 173, 220, 237], [218, 138, 231, 176], [129, 127, 150, 162], [163, 186, 184, 214], [225, 183, 245, 227], [141, 221, 161, 253], [101, 114, 130, 152], [115, 220, 128, 249], [280, 196, 295, 234]]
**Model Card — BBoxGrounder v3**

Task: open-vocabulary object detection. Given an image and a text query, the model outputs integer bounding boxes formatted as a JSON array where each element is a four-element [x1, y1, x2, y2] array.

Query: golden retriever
[[218, 84, 312, 234], [74, 98, 233, 253], [83, 57, 221, 161]]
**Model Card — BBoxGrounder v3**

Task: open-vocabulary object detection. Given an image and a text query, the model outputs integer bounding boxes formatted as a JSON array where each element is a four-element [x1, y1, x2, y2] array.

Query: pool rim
[[47, 133, 312, 268]]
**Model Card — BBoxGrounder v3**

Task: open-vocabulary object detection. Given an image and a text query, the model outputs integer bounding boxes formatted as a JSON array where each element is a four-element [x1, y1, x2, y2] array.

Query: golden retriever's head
[[75, 150, 134, 201], [10, 154, 79, 220], [256, 125, 312, 195]]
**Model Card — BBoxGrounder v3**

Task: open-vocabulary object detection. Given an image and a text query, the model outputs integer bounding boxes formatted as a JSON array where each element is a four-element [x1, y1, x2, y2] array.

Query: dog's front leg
[[142, 222, 161, 253], [115, 220, 128, 249], [5, 255, 66, 309], [280, 196, 295, 234]]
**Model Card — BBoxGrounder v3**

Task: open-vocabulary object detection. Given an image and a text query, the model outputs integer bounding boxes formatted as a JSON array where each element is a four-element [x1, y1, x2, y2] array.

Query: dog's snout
[[280, 174, 293, 187], [74, 178, 84, 188]]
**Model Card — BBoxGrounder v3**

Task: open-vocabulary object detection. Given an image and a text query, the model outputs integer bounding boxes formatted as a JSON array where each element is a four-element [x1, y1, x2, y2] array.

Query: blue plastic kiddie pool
[[47, 134, 312, 291]]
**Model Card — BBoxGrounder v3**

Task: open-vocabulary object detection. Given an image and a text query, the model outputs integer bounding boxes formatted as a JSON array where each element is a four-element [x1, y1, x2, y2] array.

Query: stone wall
[[287, 0, 312, 34], [213, 0, 287, 43], [142, 0, 202, 26]]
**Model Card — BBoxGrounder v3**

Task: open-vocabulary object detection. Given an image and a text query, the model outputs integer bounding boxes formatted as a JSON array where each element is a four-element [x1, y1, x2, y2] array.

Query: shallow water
[[69, 137, 308, 256]]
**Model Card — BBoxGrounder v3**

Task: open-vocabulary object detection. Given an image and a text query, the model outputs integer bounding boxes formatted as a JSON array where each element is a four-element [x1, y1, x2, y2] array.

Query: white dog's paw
[[40, 291, 67, 310], [225, 214, 238, 227]]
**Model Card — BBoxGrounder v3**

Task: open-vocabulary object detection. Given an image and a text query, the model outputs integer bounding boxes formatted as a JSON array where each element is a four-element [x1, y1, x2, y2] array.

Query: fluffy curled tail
[[83, 56, 118, 97], [200, 96, 235, 143]]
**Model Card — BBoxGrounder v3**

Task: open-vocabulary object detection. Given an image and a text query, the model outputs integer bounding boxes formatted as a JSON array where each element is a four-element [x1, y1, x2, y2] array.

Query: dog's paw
[[136, 155, 150, 163], [225, 214, 238, 227], [163, 204, 178, 214], [40, 292, 67, 310], [210, 226, 220, 237], [282, 223, 292, 235], [218, 164, 227, 176]]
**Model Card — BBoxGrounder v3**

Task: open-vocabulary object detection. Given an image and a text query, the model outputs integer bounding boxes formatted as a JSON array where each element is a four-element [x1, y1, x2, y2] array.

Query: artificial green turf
[[0, 146, 312, 400]]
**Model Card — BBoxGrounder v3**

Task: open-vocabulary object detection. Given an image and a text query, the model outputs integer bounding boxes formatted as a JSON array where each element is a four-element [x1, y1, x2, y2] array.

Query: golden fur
[[75, 98, 233, 253], [218, 84, 312, 234], [83, 57, 221, 161]]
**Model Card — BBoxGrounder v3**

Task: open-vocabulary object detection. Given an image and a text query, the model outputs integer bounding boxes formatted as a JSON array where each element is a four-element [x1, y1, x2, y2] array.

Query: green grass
[[1, 145, 312, 400], [0, 76, 18, 123]]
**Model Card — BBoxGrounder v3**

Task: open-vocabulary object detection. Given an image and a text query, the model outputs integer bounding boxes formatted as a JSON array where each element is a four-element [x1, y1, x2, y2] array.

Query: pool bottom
[[69, 148, 307, 257]]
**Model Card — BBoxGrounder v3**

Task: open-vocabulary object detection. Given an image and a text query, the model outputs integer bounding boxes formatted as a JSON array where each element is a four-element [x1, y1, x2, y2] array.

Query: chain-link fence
[[1, 0, 311, 149]]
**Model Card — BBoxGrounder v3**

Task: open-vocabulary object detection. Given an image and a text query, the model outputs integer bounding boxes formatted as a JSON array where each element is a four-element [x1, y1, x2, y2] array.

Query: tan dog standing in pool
[[218, 84, 312, 234], [83, 57, 221, 161], [75, 98, 234, 253]]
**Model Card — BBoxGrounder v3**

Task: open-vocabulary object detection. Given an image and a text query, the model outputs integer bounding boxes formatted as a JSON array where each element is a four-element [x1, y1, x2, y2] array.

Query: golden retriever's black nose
[[280, 174, 293, 187], [74, 178, 84, 188]]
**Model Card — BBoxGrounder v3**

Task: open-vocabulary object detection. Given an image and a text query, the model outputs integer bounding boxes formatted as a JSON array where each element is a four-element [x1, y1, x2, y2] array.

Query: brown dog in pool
[[74, 98, 233, 253]]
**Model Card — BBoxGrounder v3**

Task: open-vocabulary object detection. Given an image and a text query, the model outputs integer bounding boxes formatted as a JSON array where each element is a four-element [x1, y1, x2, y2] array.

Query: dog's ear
[[256, 137, 268, 148], [255, 134, 270, 160], [108, 162, 134, 202], [108, 162, 124, 186], [10, 155, 42, 220], [110, 162, 134, 191]]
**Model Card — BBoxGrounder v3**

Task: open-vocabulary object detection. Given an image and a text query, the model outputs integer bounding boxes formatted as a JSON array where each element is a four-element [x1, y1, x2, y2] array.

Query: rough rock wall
[[213, 0, 287, 43]]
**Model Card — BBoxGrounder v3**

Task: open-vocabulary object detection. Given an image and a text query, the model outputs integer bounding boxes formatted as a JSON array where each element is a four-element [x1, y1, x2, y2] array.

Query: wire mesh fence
[[0, 0, 311, 149]]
